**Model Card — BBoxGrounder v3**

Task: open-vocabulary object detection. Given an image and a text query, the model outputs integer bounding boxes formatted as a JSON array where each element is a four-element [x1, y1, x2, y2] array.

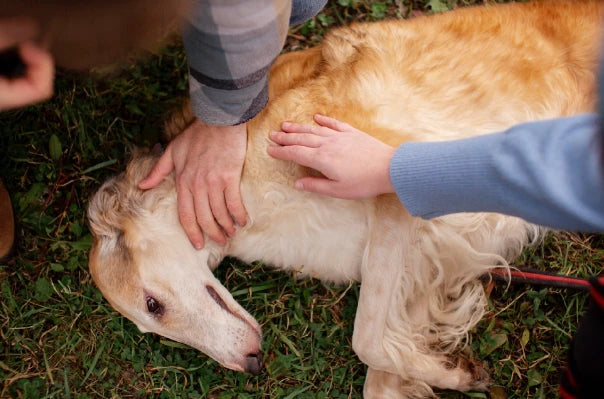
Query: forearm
[[183, 0, 292, 125], [390, 114, 604, 231]]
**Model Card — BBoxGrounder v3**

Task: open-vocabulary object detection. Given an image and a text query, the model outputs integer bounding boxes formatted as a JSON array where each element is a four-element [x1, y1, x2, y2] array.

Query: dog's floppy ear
[[87, 174, 136, 292], [88, 150, 176, 252], [87, 176, 127, 242]]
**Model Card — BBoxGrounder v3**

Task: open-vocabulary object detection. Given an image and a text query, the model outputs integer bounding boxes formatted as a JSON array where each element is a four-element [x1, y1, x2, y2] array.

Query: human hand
[[139, 119, 248, 248], [267, 114, 396, 199], [0, 18, 54, 111]]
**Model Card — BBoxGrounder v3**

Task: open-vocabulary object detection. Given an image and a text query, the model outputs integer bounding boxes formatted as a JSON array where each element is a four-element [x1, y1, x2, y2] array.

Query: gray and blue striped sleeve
[[183, 0, 292, 126]]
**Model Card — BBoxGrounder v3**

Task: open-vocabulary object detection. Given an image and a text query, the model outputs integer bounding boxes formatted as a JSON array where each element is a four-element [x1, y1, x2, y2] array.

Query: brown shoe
[[0, 179, 15, 260]]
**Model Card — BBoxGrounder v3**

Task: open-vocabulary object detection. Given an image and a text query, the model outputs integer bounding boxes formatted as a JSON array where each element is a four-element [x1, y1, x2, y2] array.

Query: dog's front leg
[[352, 196, 407, 374], [363, 368, 406, 399], [353, 198, 492, 395], [364, 368, 435, 399]]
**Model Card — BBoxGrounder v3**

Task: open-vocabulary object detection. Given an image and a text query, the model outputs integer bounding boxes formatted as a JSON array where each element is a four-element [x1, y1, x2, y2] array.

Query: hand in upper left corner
[[0, 17, 54, 111]]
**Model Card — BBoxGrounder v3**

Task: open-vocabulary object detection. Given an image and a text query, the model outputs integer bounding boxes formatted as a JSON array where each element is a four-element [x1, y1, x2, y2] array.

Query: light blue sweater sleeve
[[389, 114, 604, 232]]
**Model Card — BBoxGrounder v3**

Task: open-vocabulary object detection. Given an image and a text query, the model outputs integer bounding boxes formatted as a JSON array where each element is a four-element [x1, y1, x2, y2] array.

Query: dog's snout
[[206, 284, 262, 337], [206, 285, 229, 312], [244, 352, 263, 376]]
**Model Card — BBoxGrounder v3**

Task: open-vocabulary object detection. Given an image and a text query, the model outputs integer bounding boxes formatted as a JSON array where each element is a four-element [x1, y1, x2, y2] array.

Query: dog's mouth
[[244, 352, 263, 375], [223, 351, 263, 375]]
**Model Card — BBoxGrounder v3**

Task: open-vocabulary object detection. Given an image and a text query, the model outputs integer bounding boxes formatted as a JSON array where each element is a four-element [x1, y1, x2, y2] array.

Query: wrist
[[192, 118, 247, 134], [378, 146, 396, 195]]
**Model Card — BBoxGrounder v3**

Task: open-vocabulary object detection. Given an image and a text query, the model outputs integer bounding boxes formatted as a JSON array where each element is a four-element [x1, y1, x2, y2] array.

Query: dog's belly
[[228, 183, 370, 283]]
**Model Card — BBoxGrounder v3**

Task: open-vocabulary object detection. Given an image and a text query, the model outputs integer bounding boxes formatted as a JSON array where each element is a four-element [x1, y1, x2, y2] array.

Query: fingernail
[[295, 181, 303, 190], [194, 242, 203, 250], [269, 131, 277, 137], [282, 122, 291, 128]]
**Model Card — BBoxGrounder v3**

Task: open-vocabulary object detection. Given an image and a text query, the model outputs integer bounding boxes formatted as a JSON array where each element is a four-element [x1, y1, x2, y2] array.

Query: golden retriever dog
[[87, 1, 603, 397]]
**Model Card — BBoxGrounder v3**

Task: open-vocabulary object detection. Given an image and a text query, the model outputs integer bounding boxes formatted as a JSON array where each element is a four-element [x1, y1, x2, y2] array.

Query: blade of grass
[[81, 341, 106, 387]]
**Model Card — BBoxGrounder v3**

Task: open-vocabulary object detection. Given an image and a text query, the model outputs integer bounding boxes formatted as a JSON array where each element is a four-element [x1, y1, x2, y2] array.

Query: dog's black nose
[[244, 352, 263, 376]]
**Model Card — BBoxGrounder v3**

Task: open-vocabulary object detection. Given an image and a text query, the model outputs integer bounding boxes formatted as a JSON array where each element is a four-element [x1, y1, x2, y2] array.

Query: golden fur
[[88, 1, 604, 397]]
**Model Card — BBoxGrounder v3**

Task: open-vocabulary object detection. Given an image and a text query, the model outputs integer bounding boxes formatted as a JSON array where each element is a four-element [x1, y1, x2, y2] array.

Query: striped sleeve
[[183, 0, 292, 126]]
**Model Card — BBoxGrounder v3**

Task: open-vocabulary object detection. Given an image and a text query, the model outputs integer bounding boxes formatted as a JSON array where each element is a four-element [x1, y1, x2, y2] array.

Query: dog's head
[[87, 152, 263, 374]]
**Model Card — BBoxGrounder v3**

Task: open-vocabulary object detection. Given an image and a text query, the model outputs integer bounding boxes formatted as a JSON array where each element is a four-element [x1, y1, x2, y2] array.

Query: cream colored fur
[[87, 1, 604, 397]]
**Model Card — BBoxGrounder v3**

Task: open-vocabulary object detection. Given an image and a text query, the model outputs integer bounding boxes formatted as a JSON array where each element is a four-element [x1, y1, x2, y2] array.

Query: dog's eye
[[146, 296, 162, 315]]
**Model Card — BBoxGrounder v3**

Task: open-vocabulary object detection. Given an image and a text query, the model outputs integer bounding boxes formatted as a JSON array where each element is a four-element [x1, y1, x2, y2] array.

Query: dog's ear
[[123, 150, 163, 188], [87, 176, 128, 242], [88, 151, 173, 243], [88, 194, 136, 304]]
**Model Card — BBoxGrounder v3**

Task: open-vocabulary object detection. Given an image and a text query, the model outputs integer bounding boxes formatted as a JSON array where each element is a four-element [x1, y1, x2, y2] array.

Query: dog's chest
[[228, 185, 370, 284]]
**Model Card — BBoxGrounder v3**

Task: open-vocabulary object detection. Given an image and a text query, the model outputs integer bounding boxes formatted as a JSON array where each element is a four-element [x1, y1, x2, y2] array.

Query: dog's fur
[[87, 1, 604, 397]]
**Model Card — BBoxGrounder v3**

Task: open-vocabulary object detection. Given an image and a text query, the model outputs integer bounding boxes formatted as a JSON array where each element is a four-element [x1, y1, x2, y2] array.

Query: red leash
[[490, 267, 591, 291]]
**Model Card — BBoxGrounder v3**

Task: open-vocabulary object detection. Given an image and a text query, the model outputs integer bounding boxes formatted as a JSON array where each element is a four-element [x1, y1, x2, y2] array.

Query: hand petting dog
[[139, 119, 248, 249], [268, 114, 396, 199]]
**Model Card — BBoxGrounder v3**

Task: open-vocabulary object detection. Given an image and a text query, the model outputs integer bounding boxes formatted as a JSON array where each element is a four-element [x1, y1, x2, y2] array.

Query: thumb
[[294, 177, 340, 197], [139, 151, 174, 189]]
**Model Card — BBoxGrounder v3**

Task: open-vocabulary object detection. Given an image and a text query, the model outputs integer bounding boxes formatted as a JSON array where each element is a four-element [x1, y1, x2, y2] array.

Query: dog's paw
[[449, 356, 492, 392]]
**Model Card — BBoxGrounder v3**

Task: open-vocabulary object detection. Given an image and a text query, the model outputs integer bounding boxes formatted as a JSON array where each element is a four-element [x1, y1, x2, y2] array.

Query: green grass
[[1, 0, 602, 398]]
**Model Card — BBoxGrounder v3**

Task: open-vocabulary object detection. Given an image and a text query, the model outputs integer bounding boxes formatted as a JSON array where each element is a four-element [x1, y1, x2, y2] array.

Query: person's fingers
[[294, 177, 341, 197], [313, 114, 354, 132], [0, 78, 40, 110], [193, 186, 226, 246], [139, 149, 174, 189], [267, 144, 320, 169], [0, 41, 54, 111], [281, 121, 333, 137], [207, 182, 235, 237], [269, 130, 322, 147], [176, 185, 205, 249], [0, 17, 39, 49], [224, 182, 247, 227], [19, 42, 54, 98]]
